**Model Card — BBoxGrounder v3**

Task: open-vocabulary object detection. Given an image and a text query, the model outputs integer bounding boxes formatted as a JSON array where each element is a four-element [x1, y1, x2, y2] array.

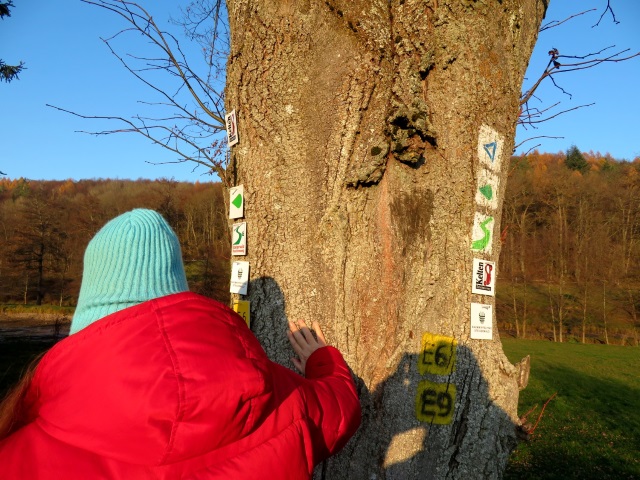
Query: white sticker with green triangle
[[477, 124, 503, 172], [229, 185, 244, 219], [475, 169, 499, 210]]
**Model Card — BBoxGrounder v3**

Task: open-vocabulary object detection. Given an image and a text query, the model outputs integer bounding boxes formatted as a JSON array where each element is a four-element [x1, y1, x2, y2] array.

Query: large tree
[[223, 1, 543, 478]]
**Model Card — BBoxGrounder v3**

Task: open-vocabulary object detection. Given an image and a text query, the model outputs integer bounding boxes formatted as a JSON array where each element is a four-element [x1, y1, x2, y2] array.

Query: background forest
[[1, 147, 639, 346], [0, 178, 230, 307], [499, 148, 640, 346]]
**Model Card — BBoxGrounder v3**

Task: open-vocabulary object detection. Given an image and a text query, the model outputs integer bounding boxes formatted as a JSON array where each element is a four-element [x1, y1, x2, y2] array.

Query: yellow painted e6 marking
[[419, 333, 457, 376], [232, 300, 251, 328]]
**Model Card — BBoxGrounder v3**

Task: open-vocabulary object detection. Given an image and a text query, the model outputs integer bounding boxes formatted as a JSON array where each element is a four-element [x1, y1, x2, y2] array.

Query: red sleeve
[[301, 346, 361, 459]]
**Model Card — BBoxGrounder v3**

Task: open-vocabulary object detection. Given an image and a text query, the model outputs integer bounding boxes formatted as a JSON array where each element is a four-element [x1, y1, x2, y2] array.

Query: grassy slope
[[502, 339, 640, 480], [496, 281, 640, 345]]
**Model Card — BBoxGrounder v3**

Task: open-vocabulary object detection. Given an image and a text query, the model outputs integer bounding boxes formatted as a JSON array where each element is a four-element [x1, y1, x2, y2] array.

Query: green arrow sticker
[[471, 216, 493, 251], [229, 185, 244, 219], [479, 184, 493, 200], [233, 224, 245, 245], [232, 193, 243, 209]]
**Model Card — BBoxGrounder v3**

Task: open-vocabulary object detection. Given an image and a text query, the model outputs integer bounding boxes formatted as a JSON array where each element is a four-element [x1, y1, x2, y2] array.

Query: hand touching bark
[[287, 319, 327, 375]]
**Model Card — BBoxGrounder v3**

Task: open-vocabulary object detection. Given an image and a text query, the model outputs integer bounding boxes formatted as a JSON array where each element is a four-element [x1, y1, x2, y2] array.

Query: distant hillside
[[495, 280, 639, 346], [2, 152, 639, 347], [498, 150, 640, 345]]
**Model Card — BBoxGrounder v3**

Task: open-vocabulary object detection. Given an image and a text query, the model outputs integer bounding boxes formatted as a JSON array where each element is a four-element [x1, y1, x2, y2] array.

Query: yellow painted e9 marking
[[415, 380, 456, 425]]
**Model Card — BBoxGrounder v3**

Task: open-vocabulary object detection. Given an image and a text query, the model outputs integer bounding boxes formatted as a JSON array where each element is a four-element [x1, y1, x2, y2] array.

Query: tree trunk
[[558, 277, 564, 343], [225, 1, 546, 477], [23, 273, 29, 305], [512, 280, 520, 338], [547, 282, 556, 342], [603, 282, 609, 345], [628, 289, 639, 347], [582, 281, 588, 344], [522, 280, 527, 339]]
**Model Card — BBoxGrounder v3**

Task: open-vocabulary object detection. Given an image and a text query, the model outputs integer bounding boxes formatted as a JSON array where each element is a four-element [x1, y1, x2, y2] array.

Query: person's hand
[[287, 319, 327, 375]]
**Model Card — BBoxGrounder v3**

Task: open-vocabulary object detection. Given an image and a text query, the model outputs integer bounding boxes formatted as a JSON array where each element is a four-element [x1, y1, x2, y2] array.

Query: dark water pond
[[0, 319, 70, 342], [0, 320, 70, 395]]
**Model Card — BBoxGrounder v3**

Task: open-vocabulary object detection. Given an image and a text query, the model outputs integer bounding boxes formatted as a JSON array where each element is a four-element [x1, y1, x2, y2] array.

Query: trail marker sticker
[[225, 109, 239, 147], [229, 185, 244, 219], [419, 333, 457, 376], [415, 380, 456, 424], [471, 258, 496, 296], [230, 261, 250, 295], [232, 299, 251, 327], [475, 169, 499, 210], [470, 303, 493, 340], [478, 124, 504, 172], [232, 222, 247, 256], [471, 213, 494, 254], [484, 142, 497, 162]]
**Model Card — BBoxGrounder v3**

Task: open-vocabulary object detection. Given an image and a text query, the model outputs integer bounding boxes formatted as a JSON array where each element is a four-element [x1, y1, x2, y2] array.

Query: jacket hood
[[30, 292, 274, 466]]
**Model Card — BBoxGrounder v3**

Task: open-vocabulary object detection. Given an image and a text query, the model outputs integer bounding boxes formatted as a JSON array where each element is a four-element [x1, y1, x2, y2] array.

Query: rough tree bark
[[224, 1, 546, 478]]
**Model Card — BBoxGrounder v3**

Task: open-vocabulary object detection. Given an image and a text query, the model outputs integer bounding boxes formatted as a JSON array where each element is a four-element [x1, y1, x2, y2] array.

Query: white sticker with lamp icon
[[230, 261, 250, 295], [470, 303, 493, 340]]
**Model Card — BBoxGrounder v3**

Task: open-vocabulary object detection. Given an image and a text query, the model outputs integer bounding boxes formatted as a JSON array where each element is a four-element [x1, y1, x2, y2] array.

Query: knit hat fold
[[71, 209, 189, 334]]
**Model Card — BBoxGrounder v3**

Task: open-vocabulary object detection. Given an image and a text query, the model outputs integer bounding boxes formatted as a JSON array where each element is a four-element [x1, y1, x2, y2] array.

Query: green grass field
[[502, 339, 640, 480]]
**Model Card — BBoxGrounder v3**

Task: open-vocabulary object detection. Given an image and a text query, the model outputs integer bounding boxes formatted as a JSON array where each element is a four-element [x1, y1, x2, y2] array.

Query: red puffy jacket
[[0, 292, 361, 479]]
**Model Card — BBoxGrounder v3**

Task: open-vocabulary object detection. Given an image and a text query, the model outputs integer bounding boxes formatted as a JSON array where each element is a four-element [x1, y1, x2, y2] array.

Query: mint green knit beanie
[[70, 209, 189, 334]]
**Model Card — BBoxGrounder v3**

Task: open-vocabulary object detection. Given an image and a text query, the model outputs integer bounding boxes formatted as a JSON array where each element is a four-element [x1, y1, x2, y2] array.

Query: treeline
[[2, 149, 639, 346], [498, 148, 640, 345], [0, 178, 230, 306]]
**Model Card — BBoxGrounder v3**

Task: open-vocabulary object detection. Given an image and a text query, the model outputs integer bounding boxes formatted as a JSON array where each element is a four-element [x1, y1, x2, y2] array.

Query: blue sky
[[1, 1, 639, 182], [518, 1, 640, 160]]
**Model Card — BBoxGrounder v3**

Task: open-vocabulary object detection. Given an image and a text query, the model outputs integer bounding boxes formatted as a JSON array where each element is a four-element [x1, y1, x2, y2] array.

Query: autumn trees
[[499, 149, 640, 345], [0, 178, 228, 305]]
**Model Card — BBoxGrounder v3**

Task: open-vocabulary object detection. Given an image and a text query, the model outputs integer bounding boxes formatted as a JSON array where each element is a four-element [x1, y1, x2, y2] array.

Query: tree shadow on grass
[[505, 364, 640, 480]]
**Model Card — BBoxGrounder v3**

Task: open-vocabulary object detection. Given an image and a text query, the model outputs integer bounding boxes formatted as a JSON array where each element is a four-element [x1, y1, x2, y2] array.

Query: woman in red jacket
[[0, 209, 361, 479]]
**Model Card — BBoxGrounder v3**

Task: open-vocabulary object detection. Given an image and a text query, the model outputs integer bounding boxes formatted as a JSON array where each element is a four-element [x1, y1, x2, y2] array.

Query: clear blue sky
[[1, 1, 639, 182]]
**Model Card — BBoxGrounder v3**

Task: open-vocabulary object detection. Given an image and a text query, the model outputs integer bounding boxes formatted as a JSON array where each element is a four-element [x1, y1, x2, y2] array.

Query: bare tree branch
[[48, 0, 229, 180], [46, 103, 228, 182], [521, 144, 542, 156], [519, 102, 595, 127], [519, 2, 638, 150], [540, 9, 596, 33], [514, 135, 564, 152], [593, 0, 619, 27]]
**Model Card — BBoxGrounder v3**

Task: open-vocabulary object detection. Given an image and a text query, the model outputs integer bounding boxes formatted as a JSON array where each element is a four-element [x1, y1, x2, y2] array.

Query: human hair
[[0, 355, 42, 440]]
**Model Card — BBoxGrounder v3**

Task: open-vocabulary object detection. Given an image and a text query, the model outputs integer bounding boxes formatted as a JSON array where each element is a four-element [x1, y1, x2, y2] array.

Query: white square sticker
[[231, 222, 247, 256], [230, 261, 250, 295], [225, 109, 239, 147], [471, 258, 496, 296], [229, 185, 244, 219], [477, 124, 503, 173], [470, 303, 493, 340]]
